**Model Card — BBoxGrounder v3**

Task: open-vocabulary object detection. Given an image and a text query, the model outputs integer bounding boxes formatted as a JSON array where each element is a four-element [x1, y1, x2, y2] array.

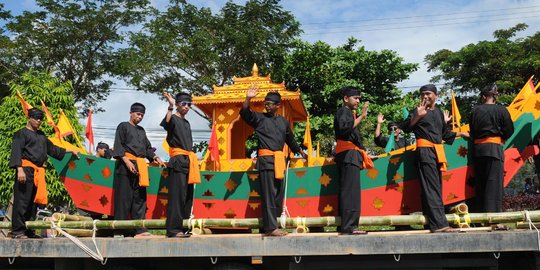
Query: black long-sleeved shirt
[[401, 107, 456, 164], [113, 122, 155, 175], [469, 104, 514, 159], [334, 106, 365, 167], [240, 106, 301, 170], [161, 114, 192, 173], [10, 128, 66, 168]]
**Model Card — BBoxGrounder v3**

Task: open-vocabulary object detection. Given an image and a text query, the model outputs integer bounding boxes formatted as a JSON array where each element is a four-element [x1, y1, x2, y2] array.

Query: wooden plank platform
[[0, 230, 538, 259]]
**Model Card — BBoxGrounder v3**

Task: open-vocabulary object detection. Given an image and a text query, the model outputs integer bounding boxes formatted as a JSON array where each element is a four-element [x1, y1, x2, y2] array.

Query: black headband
[[175, 92, 192, 103], [340, 86, 360, 97], [130, 102, 146, 113], [419, 84, 437, 94], [265, 92, 281, 103], [388, 122, 400, 130], [28, 108, 44, 120]]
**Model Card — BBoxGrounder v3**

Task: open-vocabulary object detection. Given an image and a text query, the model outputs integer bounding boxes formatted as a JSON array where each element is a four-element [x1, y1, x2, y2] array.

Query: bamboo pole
[[51, 213, 93, 222], [13, 210, 540, 230], [515, 222, 540, 229], [449, 203, 469, 215]]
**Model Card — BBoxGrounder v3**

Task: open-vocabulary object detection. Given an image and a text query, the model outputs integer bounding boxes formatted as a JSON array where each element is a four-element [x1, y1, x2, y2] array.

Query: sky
[[3, 0, 540, 157]]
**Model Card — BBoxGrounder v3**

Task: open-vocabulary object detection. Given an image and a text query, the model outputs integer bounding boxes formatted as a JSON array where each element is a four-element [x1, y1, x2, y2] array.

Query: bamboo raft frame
[[0, 209, 537, 234]]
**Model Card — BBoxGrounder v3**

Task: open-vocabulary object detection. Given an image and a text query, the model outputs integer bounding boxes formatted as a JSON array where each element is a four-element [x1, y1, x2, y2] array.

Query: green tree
[[0, 2, 13, 101], [0, 70, 82, 208], [281, 38, 419, 155], [0, 0, 154, 110], [425, 23, 540, 113], [117, 0, 301, 96]]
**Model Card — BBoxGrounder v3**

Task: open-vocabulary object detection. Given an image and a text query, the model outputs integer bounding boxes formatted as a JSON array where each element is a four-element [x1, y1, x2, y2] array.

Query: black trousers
[[11, 167, 38, 236], [474, 156, 504, 212], [259, 170, 285, 232], [165, 169, 194, 236], [337, 163, 361, 233], [113, 173, 147, 235], [418, 161, 449, 231]]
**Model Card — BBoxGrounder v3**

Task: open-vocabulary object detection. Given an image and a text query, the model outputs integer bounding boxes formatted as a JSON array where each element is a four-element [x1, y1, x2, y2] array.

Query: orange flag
[[40, 100, 56, 127], [16, 90, 33, 117], [85, 110, 94, 153], [208, 122, 221, 170]]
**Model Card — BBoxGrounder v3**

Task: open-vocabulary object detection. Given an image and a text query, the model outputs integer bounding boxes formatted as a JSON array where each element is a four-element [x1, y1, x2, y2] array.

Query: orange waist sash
[[474, 136, 502, 145], [258, 149, 286, 179], [335, 140, 374, 169], [124, 152, 149, 187], [169, 147, 201, 184], [416, 138, 447, 172], [21, 159, 47, 205]]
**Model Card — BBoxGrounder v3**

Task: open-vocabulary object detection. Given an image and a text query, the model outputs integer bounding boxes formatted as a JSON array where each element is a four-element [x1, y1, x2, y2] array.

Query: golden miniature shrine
[[193, 64, 327, 171]]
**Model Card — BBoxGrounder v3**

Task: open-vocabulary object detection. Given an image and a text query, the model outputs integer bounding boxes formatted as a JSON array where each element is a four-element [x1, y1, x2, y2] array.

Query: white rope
[[393, 254, 401, 262], [280, 160, 291, 229], [294, 256, 302, 263], [8, 257, 15, 264], [210, 257, 218, 264], [524, 210, 540, 251], [493, 252, 500, 259], [46, 218, 107, 264]]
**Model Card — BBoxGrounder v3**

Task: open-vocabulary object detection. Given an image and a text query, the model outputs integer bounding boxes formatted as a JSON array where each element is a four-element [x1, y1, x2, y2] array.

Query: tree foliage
[[0, 0, 155, 111], [117, 0, 301, 96], [281, 38, 419, 155], [0, 70, 82, 208], [425, 23, 540, 112]]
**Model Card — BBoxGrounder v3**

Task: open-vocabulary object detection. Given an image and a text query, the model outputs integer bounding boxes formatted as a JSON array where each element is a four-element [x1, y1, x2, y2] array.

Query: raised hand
[[359, 101, 369, 120], [443, 110, 451, 123], [416, 99, 428, 118], [246, 86, 259, 99], [163, 91, 175, 107], [377, 113, 385, 124]]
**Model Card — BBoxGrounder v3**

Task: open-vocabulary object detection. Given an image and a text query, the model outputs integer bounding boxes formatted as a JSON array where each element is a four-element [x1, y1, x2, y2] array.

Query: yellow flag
[[16, 90, 33, 117], [509, 76, 537, 119], [55, 109, 87, 154], [162, 139, 170, 155], [451, 90, 461, 129], [56, 110, 75, 138], [510, 76, 535, 108], [303, 116, 313, 159]]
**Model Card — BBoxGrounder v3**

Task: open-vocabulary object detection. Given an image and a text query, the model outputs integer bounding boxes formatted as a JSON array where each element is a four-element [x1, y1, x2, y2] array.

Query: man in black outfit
[[374, 113, 409, 150], [240, 86, 307, 236], [469, 83, 514, 216], [9, 108, 79, 239], [112, 102, 164, 237], [334, 86, 371, 235], [162, 91, 198, 238], [401, 84, 469, 233]]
